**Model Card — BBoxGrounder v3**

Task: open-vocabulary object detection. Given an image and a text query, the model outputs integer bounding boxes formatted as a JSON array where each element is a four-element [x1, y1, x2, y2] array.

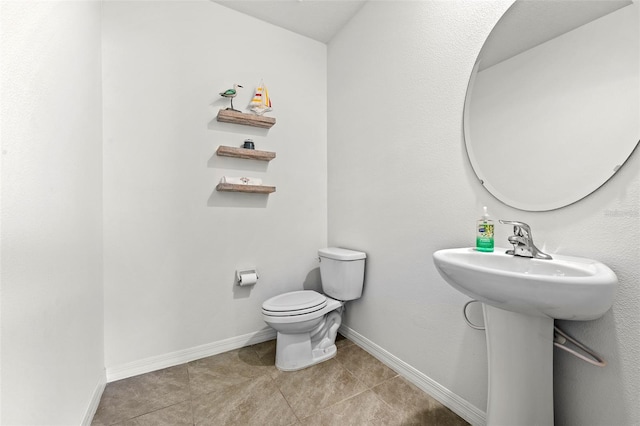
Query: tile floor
[[92, 335, 469, 425]]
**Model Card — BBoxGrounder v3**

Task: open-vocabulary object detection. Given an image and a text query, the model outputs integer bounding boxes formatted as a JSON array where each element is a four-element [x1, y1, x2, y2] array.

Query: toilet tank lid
[[318, 247, 366, 261]]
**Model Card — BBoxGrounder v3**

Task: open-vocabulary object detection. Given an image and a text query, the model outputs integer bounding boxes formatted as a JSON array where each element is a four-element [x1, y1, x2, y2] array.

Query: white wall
[[0, 1, 105, 425], [328, 1, 639, 425], [102, 1, 327, 371]]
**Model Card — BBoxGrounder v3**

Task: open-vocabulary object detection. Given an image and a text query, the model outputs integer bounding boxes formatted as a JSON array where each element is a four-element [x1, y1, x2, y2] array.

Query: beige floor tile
[[118, 401, 193, 426], [373, 376, 469, 426], [335, 343, 397, 388], [90, 417, 109, 426], [92, 365, 190, 425], [192, 374, 297, 426], [188, 346, 276, 396], [92, 337, 468, 426], [251, 339, 276, 365], [335, 333, 353, 349], [300, 389, 401, 426], [274, 358, 367, 419]]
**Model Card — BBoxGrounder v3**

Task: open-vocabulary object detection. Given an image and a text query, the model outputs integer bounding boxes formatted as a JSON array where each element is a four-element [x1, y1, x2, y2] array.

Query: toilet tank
[[318, 247, 366, 301]]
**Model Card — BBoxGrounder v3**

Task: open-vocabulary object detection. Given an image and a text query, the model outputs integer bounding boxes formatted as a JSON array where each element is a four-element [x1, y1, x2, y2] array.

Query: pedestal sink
[[433, 247, 618, 426]]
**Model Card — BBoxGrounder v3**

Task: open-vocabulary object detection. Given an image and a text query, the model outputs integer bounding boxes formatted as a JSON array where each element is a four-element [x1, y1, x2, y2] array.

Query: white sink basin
[[433, 247, 618, 320]]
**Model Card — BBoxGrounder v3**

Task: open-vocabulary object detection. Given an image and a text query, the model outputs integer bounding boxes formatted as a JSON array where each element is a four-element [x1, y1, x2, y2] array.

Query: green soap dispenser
[[476, 206, 494, 252]]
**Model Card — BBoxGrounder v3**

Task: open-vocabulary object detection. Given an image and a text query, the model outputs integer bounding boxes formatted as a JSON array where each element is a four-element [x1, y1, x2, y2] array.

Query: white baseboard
[[339, 325, 486, 426], [82, 373, 106, 426], [106, 328, 277, 382]]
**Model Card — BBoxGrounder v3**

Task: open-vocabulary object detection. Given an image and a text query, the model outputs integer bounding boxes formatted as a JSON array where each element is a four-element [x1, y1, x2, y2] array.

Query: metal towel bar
[[462, 300, 607, 367]]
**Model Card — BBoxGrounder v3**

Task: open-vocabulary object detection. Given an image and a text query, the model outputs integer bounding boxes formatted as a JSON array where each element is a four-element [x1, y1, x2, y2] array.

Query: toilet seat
[[262, 290, 327, 317], [262, 293, 343, 326]]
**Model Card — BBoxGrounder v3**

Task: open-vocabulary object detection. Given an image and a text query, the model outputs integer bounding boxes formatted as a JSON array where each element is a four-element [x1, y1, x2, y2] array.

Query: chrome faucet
[[499, 220, 552, 260]]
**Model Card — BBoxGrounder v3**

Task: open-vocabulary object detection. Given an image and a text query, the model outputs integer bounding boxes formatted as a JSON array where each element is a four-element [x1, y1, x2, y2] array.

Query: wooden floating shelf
[[216, 145, 276, 161], [216, 183, 276, 194], [216, 109, 276, 129]]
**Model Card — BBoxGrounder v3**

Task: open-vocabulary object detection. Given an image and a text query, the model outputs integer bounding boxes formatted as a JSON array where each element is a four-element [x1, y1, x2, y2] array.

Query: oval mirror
[[464, 0, 639, 211]]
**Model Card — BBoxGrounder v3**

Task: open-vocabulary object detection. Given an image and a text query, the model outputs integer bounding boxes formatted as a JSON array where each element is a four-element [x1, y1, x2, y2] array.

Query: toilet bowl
[[262, 290, 344, 371], [261, 247, 366, 371]]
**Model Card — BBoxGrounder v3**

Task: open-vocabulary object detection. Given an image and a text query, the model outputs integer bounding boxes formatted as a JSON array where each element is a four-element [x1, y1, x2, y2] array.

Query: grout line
[[292, 340, 383, 422], [330, 341, 406, 423], [186, 365, 196, 426], [339, 325, 484, 425], [368, 382, 404, 423], [279, 385, 300, 423], [249, 340, 301, 423], [126, 400, 194, 425]]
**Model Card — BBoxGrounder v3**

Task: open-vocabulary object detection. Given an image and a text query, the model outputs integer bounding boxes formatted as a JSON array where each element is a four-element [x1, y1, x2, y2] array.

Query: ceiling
[[475, 0, 633, 69], [212, 0, 367, 44], [212, 0, 633, 59]]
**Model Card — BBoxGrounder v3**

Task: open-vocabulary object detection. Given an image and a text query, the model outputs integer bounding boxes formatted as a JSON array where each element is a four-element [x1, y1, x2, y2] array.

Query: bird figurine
[[220, 84, 243, 112]]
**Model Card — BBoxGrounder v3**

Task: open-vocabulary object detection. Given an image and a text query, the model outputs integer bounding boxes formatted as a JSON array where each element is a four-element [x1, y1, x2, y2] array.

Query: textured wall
[[0, 1, 105, 424], [328, 1, 639, 424], [102, 1, 327, 369]]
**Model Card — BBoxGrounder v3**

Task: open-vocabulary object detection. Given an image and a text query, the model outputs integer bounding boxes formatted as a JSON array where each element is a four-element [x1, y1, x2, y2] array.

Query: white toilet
[[261, 247, 366, 371]]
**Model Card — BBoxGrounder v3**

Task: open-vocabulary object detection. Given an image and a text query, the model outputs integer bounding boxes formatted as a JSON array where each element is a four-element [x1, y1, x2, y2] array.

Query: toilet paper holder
[[236, 268, 259, 286]]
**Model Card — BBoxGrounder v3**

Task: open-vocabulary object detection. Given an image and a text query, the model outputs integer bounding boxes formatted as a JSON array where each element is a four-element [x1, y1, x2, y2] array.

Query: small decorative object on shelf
[[219, 83, 243, 112], [248, 80, 272, 116], [243, 139, 255, 149], [220, 176, 262, 185], [217, 176, 275, 193]]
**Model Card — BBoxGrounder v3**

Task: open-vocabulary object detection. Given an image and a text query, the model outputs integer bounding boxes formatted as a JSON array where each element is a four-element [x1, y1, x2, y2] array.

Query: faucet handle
[[499, 219, 530, 228], [499, 220, 531, 237], [499, 220, 552, 260]]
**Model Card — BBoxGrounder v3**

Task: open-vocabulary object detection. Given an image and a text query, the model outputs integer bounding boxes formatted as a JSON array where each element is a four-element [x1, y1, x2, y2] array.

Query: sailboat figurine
[[248, 80, 272, 116]]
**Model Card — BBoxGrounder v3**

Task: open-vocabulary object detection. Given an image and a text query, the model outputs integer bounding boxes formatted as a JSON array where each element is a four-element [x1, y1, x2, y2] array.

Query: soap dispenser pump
[[476, 206, 494, 252]]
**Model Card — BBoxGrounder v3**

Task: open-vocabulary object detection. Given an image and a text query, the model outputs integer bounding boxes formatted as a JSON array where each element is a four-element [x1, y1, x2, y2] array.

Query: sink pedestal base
[[483, 304, 554, 426]]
